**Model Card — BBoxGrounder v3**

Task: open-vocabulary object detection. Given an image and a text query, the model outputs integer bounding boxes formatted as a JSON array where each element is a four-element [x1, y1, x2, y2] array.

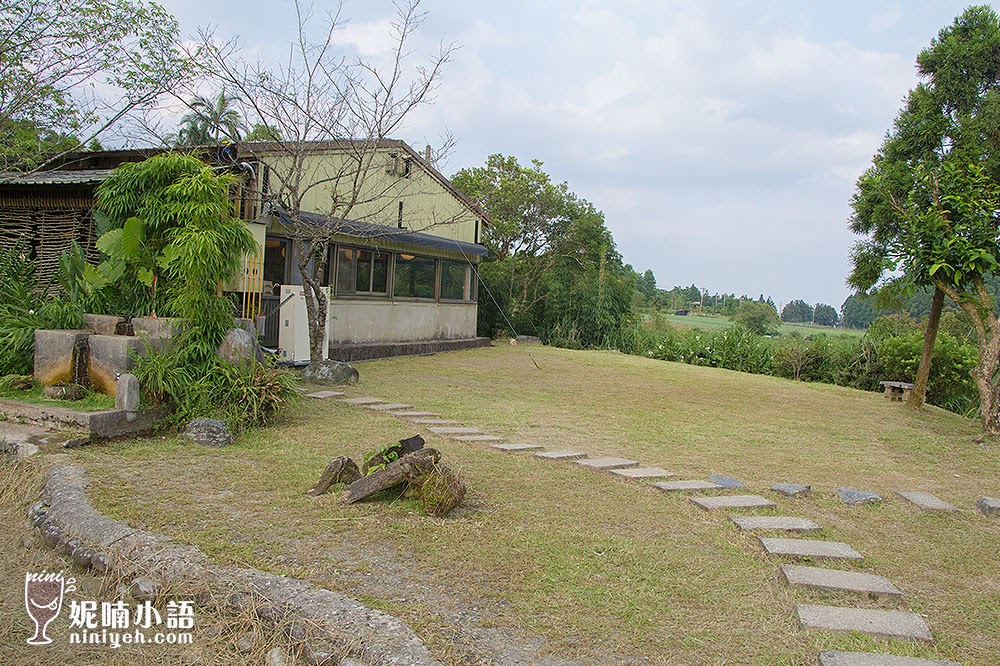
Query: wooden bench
[[880, 381, 914, 402]]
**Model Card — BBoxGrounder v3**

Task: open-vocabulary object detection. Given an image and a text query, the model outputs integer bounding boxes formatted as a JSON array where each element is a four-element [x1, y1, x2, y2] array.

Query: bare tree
[[0, 0, 189, 173], [195, 0, 456, 369]]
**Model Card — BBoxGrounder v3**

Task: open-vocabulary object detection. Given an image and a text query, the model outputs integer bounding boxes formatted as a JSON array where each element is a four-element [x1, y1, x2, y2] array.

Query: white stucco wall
[[328, 299, 477, 343]]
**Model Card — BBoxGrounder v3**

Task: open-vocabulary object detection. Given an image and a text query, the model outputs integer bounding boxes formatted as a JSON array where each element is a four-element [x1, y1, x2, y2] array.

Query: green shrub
[[711, 326, 772, 374], [878, 332, 977, 409]]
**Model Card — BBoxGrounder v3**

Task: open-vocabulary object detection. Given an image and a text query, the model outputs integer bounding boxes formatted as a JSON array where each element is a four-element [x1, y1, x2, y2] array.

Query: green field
[[661, 311, 865, 338]]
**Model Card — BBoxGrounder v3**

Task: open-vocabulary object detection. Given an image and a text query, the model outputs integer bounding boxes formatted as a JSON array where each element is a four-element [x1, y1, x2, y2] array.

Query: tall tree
[[195, 0, 454, 370], [813, 303, 839, 327], [849, 6, 1000, 430], [0, 0, 187, 172], [781, 299, 814, 323], [175, 90, 243, 146]]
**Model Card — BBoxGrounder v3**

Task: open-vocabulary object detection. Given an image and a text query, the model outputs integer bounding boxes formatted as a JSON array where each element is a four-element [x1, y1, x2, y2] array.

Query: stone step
[[367, 403, 413, 411], [534, 450, 587, 461], [978, 497, 1000, 516], [412, 419, 462, 425], [780, 564, 902, 598], [304, 390, 344, 399], [896, 491, 959, 513], [817, 650, 959, 666], [428, 426, 482, 435], [730, 516, 821, 532], [490, 443, 543, 452], [838, 487, 884, 506], [340, 397, 384, 405], [611, 467, 675, 479], [708, 474, 744, 488], [576, 457, 639, 471], [796, 604, 933, 642], [772, 482, 811, 498], [650, 479, 724, 492], [690, 495, 776, 510], [389, 411, 439, 418], [759, 537, 863, 560]]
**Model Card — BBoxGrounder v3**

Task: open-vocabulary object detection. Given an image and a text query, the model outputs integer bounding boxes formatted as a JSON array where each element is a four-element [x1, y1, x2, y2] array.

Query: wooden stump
[[409, 463, 467, 517], [360, 434, 426, 476], [305, 456, 361, 496], [341, 448, 440, 504]]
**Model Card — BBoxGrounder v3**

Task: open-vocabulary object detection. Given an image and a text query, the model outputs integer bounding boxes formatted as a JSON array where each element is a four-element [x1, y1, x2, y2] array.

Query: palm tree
[[175, 90, 243, 146]]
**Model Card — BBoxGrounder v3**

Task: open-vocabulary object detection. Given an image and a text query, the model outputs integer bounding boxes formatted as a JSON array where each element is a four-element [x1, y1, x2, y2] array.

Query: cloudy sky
[[159, 0, 980, 311]]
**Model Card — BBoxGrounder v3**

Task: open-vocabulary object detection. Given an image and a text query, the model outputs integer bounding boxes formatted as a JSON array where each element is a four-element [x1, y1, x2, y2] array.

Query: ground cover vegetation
[[69, 344, 1000, 665]]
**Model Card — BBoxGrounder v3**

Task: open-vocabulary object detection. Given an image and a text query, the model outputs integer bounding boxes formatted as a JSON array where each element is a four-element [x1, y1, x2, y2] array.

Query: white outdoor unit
[[278, 285, 331, 364]]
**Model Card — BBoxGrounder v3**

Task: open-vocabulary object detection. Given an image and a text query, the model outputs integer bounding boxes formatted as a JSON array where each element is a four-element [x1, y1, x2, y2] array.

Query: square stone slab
[[796, 604, 933, 642], [976, 496, 1000, 516], [772, 482, 811, 497], [690, 495, 776, 510], [367, 403, 413, 411], [412, 419, 461, 425], [576, 457, 639, 471], [390, 411, 439, 418], [730, 516, 821, 532], [490, 443, 543, 452], [650, 480, 724, 492], [611, 467, 675, 479], [708, 474, 744, 488], [428, 426, 482, 435], [759, 538, 863, 560], [896, 491, 959, 513], [780, 564, 901, 598], [305, 391, 344, 399], [534, 450, 587, 461], [340, 397, 384, 405], [453, 434, 503, 442], [818, 650, 959, 666], [837, 487, 884, 506]]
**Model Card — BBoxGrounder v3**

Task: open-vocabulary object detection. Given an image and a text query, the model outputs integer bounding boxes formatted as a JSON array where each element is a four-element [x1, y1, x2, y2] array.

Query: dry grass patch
[[56, 344, 1000, 665]]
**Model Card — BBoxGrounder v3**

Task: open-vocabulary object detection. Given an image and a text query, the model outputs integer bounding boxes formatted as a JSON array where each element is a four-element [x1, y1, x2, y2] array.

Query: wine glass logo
[[24, 572, 66, 645]]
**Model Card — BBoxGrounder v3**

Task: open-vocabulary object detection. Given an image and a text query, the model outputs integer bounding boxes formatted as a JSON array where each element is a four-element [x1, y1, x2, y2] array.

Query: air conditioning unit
[[278, 285, 331, 364]]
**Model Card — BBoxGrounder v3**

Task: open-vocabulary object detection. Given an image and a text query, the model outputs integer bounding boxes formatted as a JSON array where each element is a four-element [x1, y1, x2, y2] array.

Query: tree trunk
[[341, 448, 441, 504], [976, 317, 1000, 436], [908, 286, 944, 409], [305, 456, 361, 496]]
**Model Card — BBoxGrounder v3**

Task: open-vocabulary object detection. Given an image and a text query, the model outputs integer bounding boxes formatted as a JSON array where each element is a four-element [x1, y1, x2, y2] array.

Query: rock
[[236, 631, 256, 654], [43, 383, 86, 401], [71, 545, 95, 568], [129, 577, 159, 601], [977, 496, 1000, 516], [90, 552, 111, 573], [301, 360, 359, 386], [837, 487, 883, 506], [266, 647, 291, 666], [182, 418, 233, 447], [771, 482, 811, 498], [217, 327, 263, 364], [707, 474, 744, 488]]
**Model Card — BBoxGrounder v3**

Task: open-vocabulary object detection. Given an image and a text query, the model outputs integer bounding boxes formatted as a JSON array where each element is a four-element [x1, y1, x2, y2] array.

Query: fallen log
[[341, 448, 440, 505], [360, 434, 426, 475], [305, 456, 361, 496], [408, 462, 467, 517]]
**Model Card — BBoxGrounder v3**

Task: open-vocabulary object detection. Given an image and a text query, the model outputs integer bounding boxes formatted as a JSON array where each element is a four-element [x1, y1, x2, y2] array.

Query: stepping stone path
[[534, 450, 587, 461], [650, 479, 723, 492], [367, 403, 413, 411], [796, 604, 934, 642], [817, 651, 960, 666], [838, 487, 884, 506], [707, 475, 744, 488], [305, 391, 344, 399], [576, 457, 638, 471], [390, 411, 439, 418], [611, 467, 675, 479], [490, 443, 543, 452], [412, 419, 461, 425], [340, 397, 384, 405], [780, 564, 902, 598], [772, 482, 811, 497], [730, 516, 821, 532], [428, 426, 482, 435], [759, 538, 863, 560], [690, 495, 775, 510], [896, 491, 959, 513], [977, 496, 1000, 516]]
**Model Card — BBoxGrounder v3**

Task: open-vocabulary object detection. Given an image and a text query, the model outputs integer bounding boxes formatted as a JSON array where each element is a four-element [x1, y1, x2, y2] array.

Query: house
[[0, 140, 491, 361]]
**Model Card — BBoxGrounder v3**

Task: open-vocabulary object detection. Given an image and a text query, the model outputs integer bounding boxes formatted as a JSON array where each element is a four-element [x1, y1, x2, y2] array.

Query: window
[[336, 247, 388, 296], [263, 238, 290, 287], [393, 254, 436, 299], [440, 260, 474, 301]]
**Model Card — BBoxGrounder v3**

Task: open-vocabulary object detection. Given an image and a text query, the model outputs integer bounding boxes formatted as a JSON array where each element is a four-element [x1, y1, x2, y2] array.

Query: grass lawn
[[660, 312, 864, 338], [0, 385, 116, 412], [44, 345, 1000, 664]]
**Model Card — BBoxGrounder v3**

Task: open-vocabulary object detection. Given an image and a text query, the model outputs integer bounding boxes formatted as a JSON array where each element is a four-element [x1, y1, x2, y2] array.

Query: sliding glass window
[[336, 247, 388, 296], [393, 254, 436, 299], [440, 260, 475, 301]]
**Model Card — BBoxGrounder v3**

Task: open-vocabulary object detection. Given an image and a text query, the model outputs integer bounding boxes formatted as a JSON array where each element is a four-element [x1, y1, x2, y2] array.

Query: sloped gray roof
[[0, 169, 113, 186]]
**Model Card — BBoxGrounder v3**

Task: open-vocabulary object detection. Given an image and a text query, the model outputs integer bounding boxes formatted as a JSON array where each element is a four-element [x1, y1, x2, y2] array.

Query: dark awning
[[275, 209, 489, 258]]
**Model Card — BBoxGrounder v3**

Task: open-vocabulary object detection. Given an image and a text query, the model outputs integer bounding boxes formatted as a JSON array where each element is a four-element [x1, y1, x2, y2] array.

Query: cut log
[[305, 456, 361, 496], [411, 463, 467, 517], [341, 448, 440, 504], [360, 434, 426, 475]]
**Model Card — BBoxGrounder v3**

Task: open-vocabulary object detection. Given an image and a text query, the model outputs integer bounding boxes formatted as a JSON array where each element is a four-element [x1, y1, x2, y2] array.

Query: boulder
[[182, 418, 233, 447], [217, 327, 264, 364], [301, 360, 359, 386]]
